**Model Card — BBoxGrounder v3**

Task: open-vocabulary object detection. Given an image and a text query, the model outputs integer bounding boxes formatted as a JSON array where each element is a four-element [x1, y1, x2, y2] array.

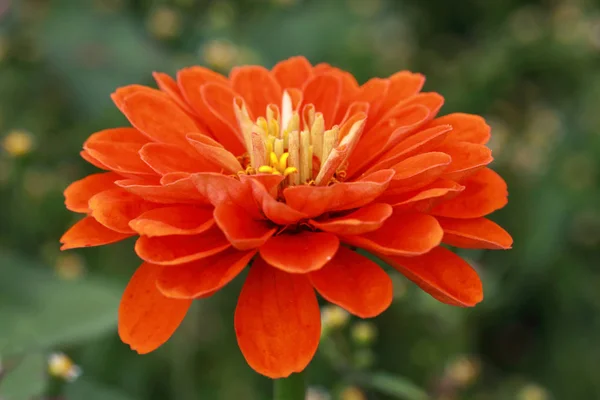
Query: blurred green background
[[1, 0, 599, 399]]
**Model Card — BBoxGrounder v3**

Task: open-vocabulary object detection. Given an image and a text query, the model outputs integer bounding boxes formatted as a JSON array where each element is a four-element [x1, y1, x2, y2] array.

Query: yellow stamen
[[284, 167, 297, 177], [258, 165, 275, 173], [269, 151, 279, 168]]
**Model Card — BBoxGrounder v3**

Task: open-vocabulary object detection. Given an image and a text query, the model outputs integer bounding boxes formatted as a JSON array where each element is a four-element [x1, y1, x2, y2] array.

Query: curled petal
[[118, 263, 191, 354], [140, 143, 219, 175], [310, 203, 393, 235], [235, 257, 320, 378], [387, 152, 452, 194], [80, 150, 109, 170], [200, 83, 246, 154], [156, 249, 256, 299], [89, 188, 158, 233], [187, 133, 244, 174], [342, 212, 442, 256], [129, 206, 215, 237], [231, 66, 283, 118], [309, 247, 393, 318], [437, 216, 513, 249], [380, 246, 483, 307], [60, 216, 132, 250], [302, 74, 341, 127], [429, 113, 491, 144], [383, 179, 465, 211], [192, 172, 261, 218], [135, 227, 231, 265], [436, 141, 493, 181], [85, 141, 155, 177], [64, 172, 119, 213], [259, 232, 339, 273], [430, 168, 508, 218], [153, 71, 197, 116], [284, 170, 394, 218], [117, 175, 209, 204], [242, 176, 308, 225], [272, 56, 313, 89], [214, 203, 277, 250]]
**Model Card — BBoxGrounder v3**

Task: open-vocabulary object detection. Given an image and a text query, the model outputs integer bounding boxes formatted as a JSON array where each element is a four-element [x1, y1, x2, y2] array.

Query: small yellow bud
[[339, 386, 366, 400], [518, 384, 550, 400], [48, 353, 82, 382], [2, 130, 34, 156], [321, 305, 350, 333], [446, 355, 480, 387], [350, 321, 378, 346]]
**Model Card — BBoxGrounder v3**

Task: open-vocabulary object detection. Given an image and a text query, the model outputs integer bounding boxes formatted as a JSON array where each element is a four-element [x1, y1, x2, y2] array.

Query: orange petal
[[156, 249, 256, 298], [272, 56, 313, 89], [242, 175, 308, 224], [60, 216, 132, 250], [284, 169, 394, 218], [192, 172, 261, 218], [387, 152, 452, 194], [111, 85, 166, 112], [436, 217, 513, 249], [117, 175, 209, 204], [234, 257, 320, 378], [342, 212, 442, 256], [380, 246, 483, 307], [200, 82, 246, 155], [129, 206, 214, 237], [214, 203, 276, 250], [430, 168, 508, 218], [353, 78, 389, 124], [89, 188, 158, 233], [121, 91, 200, 148], [135, 226, 231, 265], [310, 203, 393, 235], [429, 113, 491, 144], [309, 247, 393, 318], [187, 133, 243, 174], [139, 142, 219, 175], [436, 141, 493, 181], [84, 127, 150, 145], [302, 74, 341, 127], [230, 66, 283, 118], [80, 150, 109, 170], [85, 141, 155, 177], [64, 172, 120, 213], [378, 71, 426, 118], [398, 92, 444, 117], [118, 262, 192, 354], [383, 179, 465, 211], [153, 71, 197, 116], [259, 232, 339, 273]]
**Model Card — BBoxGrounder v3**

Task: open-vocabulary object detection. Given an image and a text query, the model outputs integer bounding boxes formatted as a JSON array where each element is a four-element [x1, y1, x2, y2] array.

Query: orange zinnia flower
[[61, 56, 512, 378]]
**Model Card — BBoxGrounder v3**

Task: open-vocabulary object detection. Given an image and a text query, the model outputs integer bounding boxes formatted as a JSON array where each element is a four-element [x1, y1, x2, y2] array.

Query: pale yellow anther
[[269, 151, 279, 168], [283, 167, 298, 177], [279, 152, 290, 171], [258, 165, 275, 173]]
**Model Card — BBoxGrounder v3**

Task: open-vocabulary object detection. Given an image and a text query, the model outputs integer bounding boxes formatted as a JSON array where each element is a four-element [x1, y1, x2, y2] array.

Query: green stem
[[273, 371, 306, 400]]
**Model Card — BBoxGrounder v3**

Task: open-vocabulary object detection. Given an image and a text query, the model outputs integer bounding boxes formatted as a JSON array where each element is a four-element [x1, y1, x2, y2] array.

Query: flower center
[[234, 91, 363, 188]]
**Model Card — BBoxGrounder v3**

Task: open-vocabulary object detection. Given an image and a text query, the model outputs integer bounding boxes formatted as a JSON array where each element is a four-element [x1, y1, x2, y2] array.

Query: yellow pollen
[[258, 151, 297, 176]]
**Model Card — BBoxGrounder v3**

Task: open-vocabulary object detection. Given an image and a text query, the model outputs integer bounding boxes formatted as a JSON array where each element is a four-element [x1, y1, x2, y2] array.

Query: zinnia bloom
[[61, 56, 512, 378]]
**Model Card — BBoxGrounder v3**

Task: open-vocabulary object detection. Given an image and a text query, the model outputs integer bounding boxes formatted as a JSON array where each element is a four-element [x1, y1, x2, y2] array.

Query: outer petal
[[430, 168, 508, 218], [302, 74, 341, 127], [380, 246, 483, 307], [84, 127, 150, 145], [234, 257, 320, 378], [120, 91, 200, 148], [436, 217, 513, 249], [89, 188, 159, 233], [309, 247, 393, 318], [309, 203, 393, 235], [156, 249, 256, 298], [429, 113, 491, 144], [135, 227, 231, 265], [84, 141, 155, 177], [435, 141, 493, 181], [383, 179, 465, 211], [116, 174, 209, 205], [118, 263, 192, 354], [152, 71, 197, 116], [213, 203, 277, 250], [80, 150, 109, 170], [230, 66, 283, 118], [200, 83, 246, 154], [60, 216, 132, 250], [342, 212, 442, 256], [187, 134, 244, 174], [129, 206, 215, 237], [284, 170, 394, 218], [64, 172, 119, 213], [259, 232, 339, 273], [378, 71, 426, 117], [271, 56, 313, 89], [386, 152, 452, 194], [139, 142, 219, 175]]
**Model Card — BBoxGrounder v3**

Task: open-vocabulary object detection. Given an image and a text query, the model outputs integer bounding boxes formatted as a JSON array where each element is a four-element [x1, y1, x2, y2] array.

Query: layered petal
[[271, 56, 312, 89], [60, 216, 132, 250], [156, 249, 256, 298], [310, 203, 393, 235], [259, 232, 339, 273], [118, 263, 192, 354], [309, 247, 393, 318], [213, 203, 277, 250], [84, 141, 155, 177], [436, 216, 513, 249], [116, 174, 209, 205], [386, 152, 452, 194], [380, 246, 483, 307], [129, 206, 215, 237], [342, 212, 442, 256], [231, 66, 283, 118], [139, 142, 219, 175], [242, 176, 308, 224], [135, 226, 231, 265], [429, 113, 491, 144], [89, 188, 158, 233], [302, 74, 341, 127], [235, 257, 320, 378], [64, 172, 119, 213], [435, 141, 493, 181]]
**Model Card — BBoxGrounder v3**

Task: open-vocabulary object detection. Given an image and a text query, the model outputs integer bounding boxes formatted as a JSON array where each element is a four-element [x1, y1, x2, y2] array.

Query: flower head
[[61, 56, 512, 378]]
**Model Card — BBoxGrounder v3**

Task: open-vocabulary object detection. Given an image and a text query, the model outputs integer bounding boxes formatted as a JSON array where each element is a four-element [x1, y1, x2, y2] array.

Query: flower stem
[[274, 372, 306, 400]]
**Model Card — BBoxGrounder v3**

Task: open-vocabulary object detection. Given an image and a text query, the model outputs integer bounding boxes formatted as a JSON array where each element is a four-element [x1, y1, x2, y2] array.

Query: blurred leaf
[[64, 378, 137, 400], [0, 253, 122, 356], [356, 371, 429, 400], [0, 353, 47, 400]]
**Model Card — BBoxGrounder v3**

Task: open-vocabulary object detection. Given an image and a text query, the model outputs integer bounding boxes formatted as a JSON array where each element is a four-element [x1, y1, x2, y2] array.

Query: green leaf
[[0, 353, 47, 400], [0, 253, 122, 356], [64, 378, 138, 400], [356, 371, 430, 400]]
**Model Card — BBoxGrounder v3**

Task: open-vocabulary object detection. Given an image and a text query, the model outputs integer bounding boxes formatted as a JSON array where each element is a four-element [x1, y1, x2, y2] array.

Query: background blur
[[1, 0, 599, 399]]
